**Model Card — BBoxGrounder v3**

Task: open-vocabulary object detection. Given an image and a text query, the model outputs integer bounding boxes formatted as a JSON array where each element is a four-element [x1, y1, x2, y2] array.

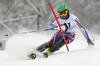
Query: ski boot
[[43, 48, 51, 58], [28, 53, 36, 59]]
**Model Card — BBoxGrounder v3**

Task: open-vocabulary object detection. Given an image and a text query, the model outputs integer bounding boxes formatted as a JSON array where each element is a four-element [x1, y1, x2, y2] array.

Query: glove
[[87, 39, 94, 46], [56, 25, 66, 31]]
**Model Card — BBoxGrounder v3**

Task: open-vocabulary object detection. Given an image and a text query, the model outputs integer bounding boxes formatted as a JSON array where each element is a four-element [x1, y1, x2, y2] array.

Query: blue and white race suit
[[48, 14, 90, 45]]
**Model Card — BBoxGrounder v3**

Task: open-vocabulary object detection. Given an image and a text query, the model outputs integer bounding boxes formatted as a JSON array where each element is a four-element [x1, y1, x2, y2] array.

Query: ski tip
[[28, 53, 36, 60]]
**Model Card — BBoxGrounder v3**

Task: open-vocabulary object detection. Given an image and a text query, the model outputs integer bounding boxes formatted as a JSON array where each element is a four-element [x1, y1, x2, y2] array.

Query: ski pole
[[21, 28, 56, 34], [49, 3, 69, 51]]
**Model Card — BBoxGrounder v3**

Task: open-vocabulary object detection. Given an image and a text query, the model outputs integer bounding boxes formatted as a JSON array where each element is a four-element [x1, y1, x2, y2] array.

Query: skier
[[28, 4, 94, 59]]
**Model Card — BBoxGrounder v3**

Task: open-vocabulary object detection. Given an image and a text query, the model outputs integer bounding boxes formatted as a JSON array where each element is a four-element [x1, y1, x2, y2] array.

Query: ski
[[28, 53, 36, 59]]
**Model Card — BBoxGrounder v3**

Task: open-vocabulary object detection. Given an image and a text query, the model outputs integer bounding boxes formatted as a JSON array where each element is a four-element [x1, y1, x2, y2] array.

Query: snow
[[0, 31, 100, 66]]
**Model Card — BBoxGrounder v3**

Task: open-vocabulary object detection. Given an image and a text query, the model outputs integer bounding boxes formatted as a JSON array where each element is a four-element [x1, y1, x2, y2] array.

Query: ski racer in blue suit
[[29, 4, 94, 59]]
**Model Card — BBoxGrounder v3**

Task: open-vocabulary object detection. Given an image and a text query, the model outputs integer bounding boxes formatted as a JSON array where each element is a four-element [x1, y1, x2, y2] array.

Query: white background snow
[[0, 30, 100, 66]]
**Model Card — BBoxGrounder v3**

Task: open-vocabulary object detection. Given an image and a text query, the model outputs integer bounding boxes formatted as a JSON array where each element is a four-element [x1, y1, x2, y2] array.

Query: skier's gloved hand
[[87, 39, 94, 46], [56, 25, 66, 31]]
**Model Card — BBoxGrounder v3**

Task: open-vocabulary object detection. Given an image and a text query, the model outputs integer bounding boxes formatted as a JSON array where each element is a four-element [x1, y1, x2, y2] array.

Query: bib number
[[63, 23, 70, 31]]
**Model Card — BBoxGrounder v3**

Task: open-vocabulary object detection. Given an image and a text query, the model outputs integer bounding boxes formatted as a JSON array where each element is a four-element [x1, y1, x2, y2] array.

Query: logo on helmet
[[58, 8, 65, 11]]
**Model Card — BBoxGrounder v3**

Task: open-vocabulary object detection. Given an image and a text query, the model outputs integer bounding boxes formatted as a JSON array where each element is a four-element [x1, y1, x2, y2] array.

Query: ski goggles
[[58, 10, 68, 16]]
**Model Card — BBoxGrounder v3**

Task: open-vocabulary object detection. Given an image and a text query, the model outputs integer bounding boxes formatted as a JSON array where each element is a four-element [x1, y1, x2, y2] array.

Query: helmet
[[58, 4, 68, 13]]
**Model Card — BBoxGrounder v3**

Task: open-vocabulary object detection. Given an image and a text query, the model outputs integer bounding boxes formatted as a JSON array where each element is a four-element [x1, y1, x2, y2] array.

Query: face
[[58, 10, 68, 19]]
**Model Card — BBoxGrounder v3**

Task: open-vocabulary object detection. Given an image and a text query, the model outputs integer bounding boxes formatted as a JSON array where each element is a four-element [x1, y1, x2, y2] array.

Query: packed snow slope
[[0, 30, 100, 66]]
